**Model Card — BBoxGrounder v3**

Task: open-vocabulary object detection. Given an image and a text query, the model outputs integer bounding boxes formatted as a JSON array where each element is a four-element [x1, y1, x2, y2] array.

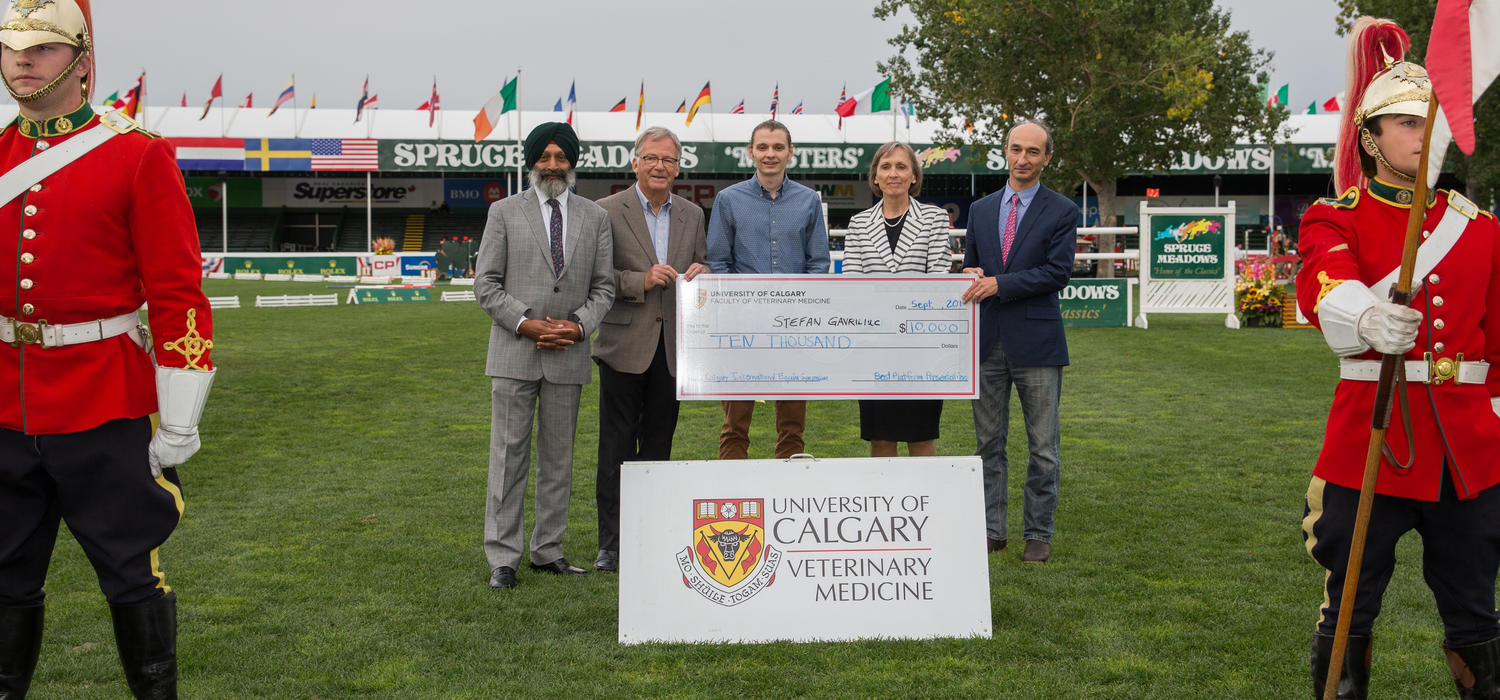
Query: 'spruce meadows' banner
[[1136, 203, 1238, 329], [1059, 278, 1133, 327], [619, 456, 992, 644], [180, 138, 1446, 176]]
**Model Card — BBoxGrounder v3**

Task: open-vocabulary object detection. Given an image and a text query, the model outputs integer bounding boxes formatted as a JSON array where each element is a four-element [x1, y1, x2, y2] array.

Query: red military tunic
[[1297, 177, 1500, 501], [0, 103, 212, 435]]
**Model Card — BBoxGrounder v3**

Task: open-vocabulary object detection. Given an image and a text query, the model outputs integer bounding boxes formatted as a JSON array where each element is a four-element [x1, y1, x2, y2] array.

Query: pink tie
[[1001, 193, 1019, 264]]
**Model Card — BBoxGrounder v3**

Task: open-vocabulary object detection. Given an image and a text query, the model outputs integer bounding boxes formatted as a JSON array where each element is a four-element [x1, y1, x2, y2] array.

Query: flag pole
[[1320, 91, 1442, 700], [138, 68, 148, 130], [297, 95, 312, 139], [291, 74, 299, 138], [515, 67, 523, 190]]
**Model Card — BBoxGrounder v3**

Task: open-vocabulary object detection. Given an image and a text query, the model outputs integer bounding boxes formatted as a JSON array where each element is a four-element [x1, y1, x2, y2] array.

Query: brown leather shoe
[[987, 537, 1006, 552], [1021, 540, 1050, 564]]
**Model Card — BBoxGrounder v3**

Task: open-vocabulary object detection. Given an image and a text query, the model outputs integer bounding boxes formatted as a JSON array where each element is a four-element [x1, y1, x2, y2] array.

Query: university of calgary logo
[[676, 498, 781, 607], [695, 288, 708, 309]]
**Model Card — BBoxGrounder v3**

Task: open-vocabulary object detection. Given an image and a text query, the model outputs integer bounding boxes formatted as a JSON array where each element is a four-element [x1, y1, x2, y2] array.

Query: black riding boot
[[1445, 637, 1500, 700], [0, 603, 43, 700], [109, 593, 176, 700], [1311, 633, 1371, 700]]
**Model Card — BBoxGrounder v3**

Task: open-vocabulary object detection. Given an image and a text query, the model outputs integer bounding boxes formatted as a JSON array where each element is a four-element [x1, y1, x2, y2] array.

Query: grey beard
[[529, 167, 576, 198]]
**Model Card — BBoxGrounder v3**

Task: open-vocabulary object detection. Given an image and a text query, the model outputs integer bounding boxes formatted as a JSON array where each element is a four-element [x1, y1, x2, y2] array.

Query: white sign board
[[676, 274, 981, 400], [1135, 202, 1239, 329], [619, 457, 993, 645]]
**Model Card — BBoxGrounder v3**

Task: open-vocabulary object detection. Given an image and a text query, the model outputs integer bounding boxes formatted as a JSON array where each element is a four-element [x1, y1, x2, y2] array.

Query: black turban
[[523, 122, 580, 169]]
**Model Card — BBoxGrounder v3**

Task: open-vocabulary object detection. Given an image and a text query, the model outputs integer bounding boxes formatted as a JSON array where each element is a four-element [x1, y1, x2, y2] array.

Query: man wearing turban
[[475, 122, 615, 590]]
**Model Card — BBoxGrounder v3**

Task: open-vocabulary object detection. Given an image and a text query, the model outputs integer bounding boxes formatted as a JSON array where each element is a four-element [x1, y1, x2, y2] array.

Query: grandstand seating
[[194, 209, 283, 252], [194, 208, 486, 253]]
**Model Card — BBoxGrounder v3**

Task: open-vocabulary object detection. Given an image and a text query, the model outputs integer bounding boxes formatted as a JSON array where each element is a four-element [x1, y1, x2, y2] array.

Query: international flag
[[173, 137, 245, 170], [238, 92, 253, 109], [179, 92, 186, 108], [355, 76, 372, 122], [243, 137, 311, 171], [686, 81, 710, 126], [791, 101, 804, 115], [1264, 82, 1288, 107], [199, 74, 223, 120], [769, 82, 779, 119], [1427, 0, 1500, 186], [836, 78, 892, 117], [1322, 93, 1342, 112], [553, 97, 563, 111], [309, 94, 316, 109], [422, 77, 439, 127], [676, 98, 686, 113], [836, 83, 847, 128], [635, 80, 645, 131], [1305, 102, 1317, 114], [124, 72, 144, 120], [103, 90, 123, 109], [609, 98, 627, 112], [565, 80, 576, 125], [472, 75, 517, 142], [311, 138, 379, 171], [729, 99, 744, 114], [268, 75, 294, 117]]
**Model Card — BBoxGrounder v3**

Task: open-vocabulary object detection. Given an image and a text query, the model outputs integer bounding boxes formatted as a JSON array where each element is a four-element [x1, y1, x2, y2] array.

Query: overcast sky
[[85, 0, 1351, 117]]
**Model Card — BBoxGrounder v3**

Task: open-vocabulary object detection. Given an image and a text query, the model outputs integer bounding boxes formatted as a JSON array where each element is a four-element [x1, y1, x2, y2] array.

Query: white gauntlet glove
[[148, 366, 216, 477], [1356, 302, 1422, 355]]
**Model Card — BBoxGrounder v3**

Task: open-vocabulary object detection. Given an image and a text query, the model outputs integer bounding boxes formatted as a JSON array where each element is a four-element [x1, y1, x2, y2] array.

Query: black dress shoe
[[489, 566, 517, 589], [594, 550, 618, 573], [987, 537, 1007, 552], [529, 558, 588, 576]]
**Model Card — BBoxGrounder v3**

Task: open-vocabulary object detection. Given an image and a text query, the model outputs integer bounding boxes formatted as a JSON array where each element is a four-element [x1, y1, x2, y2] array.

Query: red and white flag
[[1322, 93, 1342, 112], [1427, 0, 1500, 186], [199, 74, 222, 121], [421, 77, 439, 127], [238, 92, 252, 109], [179, 91, 186, 108], [729, 99, 745, 115]]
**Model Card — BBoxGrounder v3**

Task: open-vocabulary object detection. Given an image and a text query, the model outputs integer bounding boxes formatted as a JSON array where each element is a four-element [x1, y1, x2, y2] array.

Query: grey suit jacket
[[474, 188, 615, 384], [590, 188, 707, 376]]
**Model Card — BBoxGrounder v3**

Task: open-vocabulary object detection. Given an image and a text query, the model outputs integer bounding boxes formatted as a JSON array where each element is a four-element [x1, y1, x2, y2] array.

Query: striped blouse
[[842, 199, 952, 275]]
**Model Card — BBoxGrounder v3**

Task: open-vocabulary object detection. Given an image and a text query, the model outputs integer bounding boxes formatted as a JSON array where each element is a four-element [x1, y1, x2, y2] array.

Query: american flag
[[311, 139, 379, 171]]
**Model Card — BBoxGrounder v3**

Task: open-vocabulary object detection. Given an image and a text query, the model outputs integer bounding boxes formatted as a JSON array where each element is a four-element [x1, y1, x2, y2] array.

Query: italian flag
[[835, 78, 892, 117]]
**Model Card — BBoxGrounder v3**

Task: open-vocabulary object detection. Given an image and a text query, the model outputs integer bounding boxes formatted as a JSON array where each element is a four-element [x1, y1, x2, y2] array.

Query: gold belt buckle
[[10, 318, 48, 348], [1427, 351, 1459, 385]]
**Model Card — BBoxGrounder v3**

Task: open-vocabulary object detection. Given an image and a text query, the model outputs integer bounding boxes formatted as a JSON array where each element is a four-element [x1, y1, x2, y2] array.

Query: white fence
[[254, 293, 339, 308]]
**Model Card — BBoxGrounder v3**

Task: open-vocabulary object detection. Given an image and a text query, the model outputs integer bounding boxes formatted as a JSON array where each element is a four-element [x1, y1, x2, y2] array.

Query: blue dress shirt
[[634, 183, 673, 263], [998, 181, 1041, 235], [706, 176, 830, 274]]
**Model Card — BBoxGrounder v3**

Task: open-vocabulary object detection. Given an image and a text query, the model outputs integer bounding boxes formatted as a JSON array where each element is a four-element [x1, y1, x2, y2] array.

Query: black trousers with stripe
[[0, 417, 183, 606], [1303, 470, 1500, 646]]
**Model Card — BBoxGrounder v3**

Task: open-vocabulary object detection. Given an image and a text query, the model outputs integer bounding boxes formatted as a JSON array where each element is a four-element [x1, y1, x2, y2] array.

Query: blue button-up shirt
[[998, 181, 1041, 235], [634, 183, 672, 262], [706, 176, 830, 274]]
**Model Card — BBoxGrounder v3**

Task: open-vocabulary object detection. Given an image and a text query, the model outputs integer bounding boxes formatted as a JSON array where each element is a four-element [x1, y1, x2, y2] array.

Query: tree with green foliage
[[1335, 0, 1499, 206], [875, 0, 1285, 225]]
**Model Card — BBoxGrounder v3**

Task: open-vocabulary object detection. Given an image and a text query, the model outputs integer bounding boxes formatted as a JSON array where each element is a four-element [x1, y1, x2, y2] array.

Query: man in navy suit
[[961, 121, 1077, 564]]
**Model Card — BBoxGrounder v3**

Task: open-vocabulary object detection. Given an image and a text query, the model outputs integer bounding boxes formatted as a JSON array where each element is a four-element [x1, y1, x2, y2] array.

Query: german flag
[[675, 99, 686, 113], [609, 98, 627, 112], [685, 81, 710, 126]]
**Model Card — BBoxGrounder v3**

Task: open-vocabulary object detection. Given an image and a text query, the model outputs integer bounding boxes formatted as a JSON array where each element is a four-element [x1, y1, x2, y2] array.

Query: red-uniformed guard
[[1297, 17, 1500, 699], [0, 1, 214, 698]]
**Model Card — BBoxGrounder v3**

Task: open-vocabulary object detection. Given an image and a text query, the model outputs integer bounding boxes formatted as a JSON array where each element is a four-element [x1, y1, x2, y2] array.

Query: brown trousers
[[719, 400, 806, 459]]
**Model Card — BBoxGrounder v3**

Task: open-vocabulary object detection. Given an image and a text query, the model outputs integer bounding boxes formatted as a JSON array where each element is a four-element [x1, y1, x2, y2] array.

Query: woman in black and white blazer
[[842, 141, 953, 457]]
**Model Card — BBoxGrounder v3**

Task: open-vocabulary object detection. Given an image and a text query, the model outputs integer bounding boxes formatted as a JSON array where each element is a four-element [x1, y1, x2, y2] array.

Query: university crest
[[675, 498, 781, 606]]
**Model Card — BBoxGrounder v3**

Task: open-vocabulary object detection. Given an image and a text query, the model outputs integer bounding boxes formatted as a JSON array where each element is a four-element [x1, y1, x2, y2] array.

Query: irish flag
[[836, 78, 892, 117], [472, 76, 517, 142]]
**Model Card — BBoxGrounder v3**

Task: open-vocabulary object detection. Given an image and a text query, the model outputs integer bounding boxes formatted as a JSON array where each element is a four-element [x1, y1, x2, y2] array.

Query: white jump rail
[[441, 290, 477, 302], [254, 293, 339, 308], [207, 296, 241, 309]]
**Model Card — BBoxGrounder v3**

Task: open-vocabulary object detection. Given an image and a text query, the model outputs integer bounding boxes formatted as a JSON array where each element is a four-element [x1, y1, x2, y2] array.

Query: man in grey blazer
[[591, 127, 709, 573], [475, 122, 615, 589]]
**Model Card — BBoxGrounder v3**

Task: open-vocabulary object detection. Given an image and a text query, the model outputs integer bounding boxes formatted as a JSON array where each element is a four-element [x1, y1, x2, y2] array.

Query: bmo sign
[[445, 179, 510, 209]]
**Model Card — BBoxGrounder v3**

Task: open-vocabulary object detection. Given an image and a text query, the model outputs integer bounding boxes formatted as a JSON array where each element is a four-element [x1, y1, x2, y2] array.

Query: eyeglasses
[[637, 155, 681, 167]]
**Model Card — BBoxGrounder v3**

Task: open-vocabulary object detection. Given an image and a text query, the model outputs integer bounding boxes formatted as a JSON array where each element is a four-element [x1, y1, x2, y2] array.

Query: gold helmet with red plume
[[0, 0, 95, 103], [1334, 18, 1432, 191]]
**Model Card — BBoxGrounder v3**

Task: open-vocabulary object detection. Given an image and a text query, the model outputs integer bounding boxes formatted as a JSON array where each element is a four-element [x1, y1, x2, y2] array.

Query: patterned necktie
[[1001, 193, 1020, 264], [547, 198, 564, 275]]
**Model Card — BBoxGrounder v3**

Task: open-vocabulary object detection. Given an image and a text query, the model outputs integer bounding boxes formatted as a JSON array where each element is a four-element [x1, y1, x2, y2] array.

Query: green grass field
[[26, 279, 1460, 697]]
